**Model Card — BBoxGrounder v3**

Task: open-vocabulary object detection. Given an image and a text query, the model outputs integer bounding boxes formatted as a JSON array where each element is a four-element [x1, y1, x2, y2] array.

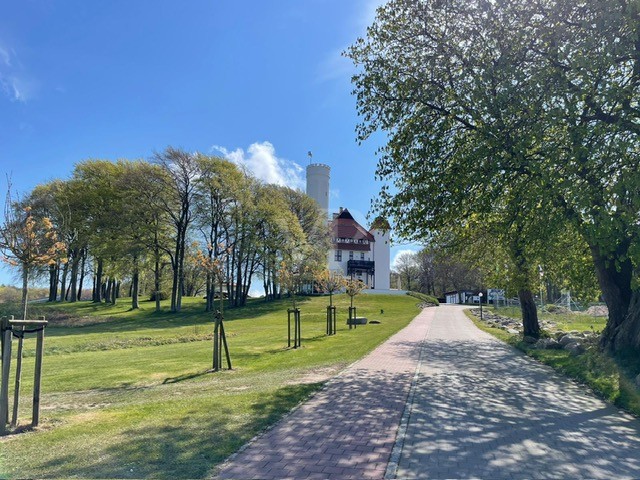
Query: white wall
[[371, 229, 391, 290], [306, 164, 330, 214]]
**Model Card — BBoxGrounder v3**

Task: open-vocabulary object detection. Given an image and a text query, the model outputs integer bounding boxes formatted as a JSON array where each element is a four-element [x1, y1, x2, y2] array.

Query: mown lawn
[[0, 294, 420, 479]]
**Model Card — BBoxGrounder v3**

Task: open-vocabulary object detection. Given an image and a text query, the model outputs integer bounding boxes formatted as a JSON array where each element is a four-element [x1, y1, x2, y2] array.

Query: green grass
[[0, 294, 420, 479], [466, 309, 640, 418], [406, 291, 439, 306], [493, 306, 607, 333]]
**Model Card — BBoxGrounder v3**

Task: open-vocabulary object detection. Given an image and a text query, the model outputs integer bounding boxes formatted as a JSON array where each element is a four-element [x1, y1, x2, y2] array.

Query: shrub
[[406, 291, 439, 306], [149, 291, 168, 301]]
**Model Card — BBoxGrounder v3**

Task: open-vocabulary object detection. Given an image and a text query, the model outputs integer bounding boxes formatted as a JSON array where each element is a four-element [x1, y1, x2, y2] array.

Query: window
[[349, 251, 354, 260], [360, 252, 365, 260], [335, 250, 342, 262]]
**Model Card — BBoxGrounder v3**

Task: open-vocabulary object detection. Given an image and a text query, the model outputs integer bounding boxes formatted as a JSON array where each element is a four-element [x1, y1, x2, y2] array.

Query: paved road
[[216, 307, 435, 479], [216, 305, 640, 479], [396, 305, 640, 479]]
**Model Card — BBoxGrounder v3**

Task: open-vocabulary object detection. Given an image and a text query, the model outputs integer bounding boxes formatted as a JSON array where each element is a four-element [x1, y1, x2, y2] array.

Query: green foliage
[[347, 0, 640, 351], [406, 291, 439, 306]]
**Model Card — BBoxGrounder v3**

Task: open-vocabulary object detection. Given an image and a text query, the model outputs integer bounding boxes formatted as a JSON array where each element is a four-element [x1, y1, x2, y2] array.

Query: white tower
[[371, 217, 391, 290], [306, 163, 330, 215]]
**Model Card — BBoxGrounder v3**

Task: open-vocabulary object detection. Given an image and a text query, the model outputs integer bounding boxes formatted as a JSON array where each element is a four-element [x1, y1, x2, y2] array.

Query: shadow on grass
[[31, 383, 322, 479], [162, 370, 211, 384]]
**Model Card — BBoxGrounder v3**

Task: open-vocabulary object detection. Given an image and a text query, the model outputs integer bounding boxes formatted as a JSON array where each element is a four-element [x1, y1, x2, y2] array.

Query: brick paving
[[395, 305, 640, 479], [215, 307, 436, 479], [216, 305, 640, 479]]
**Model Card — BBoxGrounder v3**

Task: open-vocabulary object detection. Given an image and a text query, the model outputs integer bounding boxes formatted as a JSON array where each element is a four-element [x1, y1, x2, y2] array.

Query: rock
[[506, 328, 519, 335], [559, 334, 579, 346], [535, 338, 562, 350], [523, 335, 538, 344], [635, 374, 640, 389], [585, 305, 608, 317], [564, 342, 585, 356]]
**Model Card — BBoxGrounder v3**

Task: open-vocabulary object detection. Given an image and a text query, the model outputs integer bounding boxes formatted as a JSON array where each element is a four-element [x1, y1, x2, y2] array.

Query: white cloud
[[0, 43, 35, 102], [316, 0, 387, 84], [211, 141, 305, 190], [0, 46, 11, 67]]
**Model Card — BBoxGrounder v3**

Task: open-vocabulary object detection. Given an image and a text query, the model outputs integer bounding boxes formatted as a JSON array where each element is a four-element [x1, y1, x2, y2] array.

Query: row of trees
[[349, 0, 640, 353], [1, 148, 329, 315], [393, 241, 599, 305]]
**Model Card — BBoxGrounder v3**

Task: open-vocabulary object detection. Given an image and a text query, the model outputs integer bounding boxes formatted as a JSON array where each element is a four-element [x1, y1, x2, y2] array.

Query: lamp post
[[479, 292, 484, 321]]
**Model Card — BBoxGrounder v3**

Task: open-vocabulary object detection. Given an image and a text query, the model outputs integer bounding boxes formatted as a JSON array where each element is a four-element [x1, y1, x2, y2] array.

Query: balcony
[[347, 260, 375, 274]]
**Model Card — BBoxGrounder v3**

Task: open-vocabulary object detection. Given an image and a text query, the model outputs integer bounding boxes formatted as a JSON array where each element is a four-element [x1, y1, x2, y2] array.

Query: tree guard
[[287, 308, 301, 349], [1, 316, 47, 435], [348, 306, 357, 330], [326, 306, 337, 336]]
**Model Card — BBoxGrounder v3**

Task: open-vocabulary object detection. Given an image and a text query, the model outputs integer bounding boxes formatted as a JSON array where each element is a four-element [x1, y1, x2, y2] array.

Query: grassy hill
[[0, 294, 420, 479]]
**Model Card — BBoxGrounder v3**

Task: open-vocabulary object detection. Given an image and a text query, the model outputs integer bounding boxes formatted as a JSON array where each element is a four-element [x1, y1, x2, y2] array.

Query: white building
[[306, 163, 391, 290]]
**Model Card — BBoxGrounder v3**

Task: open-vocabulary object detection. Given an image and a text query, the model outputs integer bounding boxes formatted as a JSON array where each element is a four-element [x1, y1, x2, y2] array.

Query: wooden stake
[[32, 327, 44, 427], [10, 326, 24, 428], [0, 318, 13, 434], [220, 321, 232, 369]]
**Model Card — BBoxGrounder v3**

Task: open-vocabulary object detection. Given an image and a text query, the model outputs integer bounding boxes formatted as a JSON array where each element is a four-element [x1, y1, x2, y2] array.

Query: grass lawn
[[0, 293, 421, 479], [466, 308, 640, 418]]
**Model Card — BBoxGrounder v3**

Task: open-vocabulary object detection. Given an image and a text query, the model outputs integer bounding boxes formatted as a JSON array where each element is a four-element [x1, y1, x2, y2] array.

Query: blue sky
[[0, 0, 419, 286]]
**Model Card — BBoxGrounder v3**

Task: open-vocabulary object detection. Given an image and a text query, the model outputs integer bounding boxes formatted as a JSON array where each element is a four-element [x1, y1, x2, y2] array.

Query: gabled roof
[[330, 208, 375, 242]]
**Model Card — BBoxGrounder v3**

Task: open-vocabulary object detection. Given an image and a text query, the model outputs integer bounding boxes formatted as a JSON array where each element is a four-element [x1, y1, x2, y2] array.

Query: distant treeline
[[3, 147, 329, 313]]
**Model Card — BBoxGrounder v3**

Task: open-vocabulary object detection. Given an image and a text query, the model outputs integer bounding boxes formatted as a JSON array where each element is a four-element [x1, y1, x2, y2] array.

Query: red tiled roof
[[330, 209, 375, 243]]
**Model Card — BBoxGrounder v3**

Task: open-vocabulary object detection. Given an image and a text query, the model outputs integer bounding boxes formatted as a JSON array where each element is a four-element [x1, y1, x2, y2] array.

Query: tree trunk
[[21, 265, 29, 320], [518, 288, 540, 338], [48, 263, 58, 302], [94, 258, 103, 303], [154, 249, 162, 312], [132, 270, 139, 309], [77, 249, 86, 301], [59, 261, 69, 302], [69, 249, 79, 302], [105, 278, 112, 303], [111, 280, 118, 305], [170, 230, 181, 312], [176, 230, 185, 312], [591, 245, 634, 352], [611, 290, 640, 353]]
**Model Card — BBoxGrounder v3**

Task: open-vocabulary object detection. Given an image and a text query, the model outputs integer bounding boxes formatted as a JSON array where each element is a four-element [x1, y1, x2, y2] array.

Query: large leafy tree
[[348, 0, 640, 352]]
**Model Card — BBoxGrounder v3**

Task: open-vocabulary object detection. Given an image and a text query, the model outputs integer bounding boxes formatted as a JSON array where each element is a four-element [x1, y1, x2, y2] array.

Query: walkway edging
[[384, 312, 432, 479]]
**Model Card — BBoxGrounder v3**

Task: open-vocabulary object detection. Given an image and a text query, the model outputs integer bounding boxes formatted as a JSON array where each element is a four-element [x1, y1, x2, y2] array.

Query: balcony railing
[[347, 260, 375, 274]]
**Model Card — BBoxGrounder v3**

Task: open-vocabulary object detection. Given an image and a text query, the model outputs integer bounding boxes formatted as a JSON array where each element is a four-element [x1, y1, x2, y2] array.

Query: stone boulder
[[559, 334, 580, 346], [523, 335, 538, 344], [535, 338, 562, 350], [564, 342, 585, 356]]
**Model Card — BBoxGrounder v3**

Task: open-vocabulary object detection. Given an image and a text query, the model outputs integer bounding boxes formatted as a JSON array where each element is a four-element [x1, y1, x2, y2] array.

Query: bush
[[149, 291, 168, 301], [406, 291, 439, 306]]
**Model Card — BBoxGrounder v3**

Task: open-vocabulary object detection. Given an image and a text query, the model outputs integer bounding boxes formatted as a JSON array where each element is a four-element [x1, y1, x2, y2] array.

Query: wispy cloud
[[211, 141, 305, 190], [0, 43, 35, 102], [0, 46, 11, 67], [316, 0, 386, 84]]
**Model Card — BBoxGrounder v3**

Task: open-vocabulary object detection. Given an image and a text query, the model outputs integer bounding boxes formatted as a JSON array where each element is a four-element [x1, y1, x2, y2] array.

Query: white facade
[[371, 228, 391, 290], [306, 163, 330, 215]]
